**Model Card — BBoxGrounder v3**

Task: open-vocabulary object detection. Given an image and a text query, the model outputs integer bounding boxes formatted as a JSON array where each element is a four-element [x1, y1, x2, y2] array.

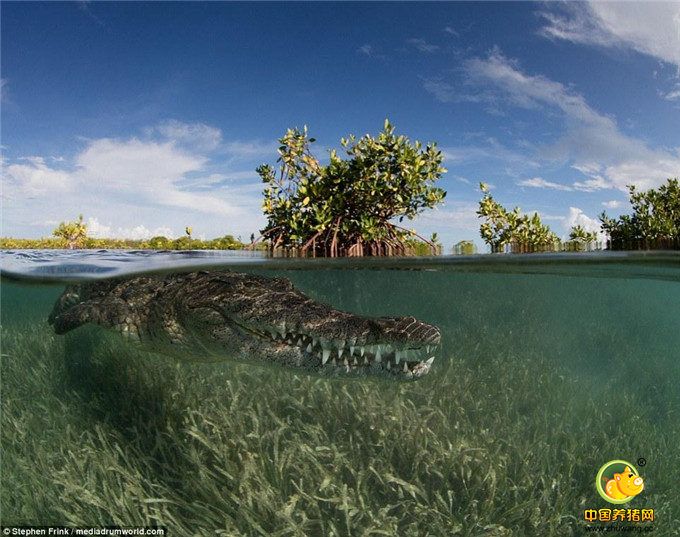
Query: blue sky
[[2, 2, 679, 248]]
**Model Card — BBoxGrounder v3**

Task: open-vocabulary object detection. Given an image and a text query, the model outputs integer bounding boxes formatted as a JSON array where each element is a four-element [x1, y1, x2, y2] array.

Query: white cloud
[[534, 212, 565, 222], [462, 50, 680, 191], [4, 156, 73, 195], [444, 26, 459, 37], [150, 120, 222, 151], [147, 121, 276, 161], [465, 49, 603, 119], [442, 137, 539, 169], [75, 137, 207, 191], [665, 90, 680, 101], [565, 206, 607, 241], [412, 201, 481, 245], [572, 175, 612, 192], [425, 202, 480, 230], [223, 140, 277, 160], [406, 38, 439, 54], [422, 79, 458, 103], [453, 175, 471, 185], [358, 44, 373, 56], [662, 83, 680, 101], [357, 44, 386, 60], [2, 122, 267, 240], [539, 2, 680, 74], [602, 200, 623, 209], [571, 163, 601, 176], [175, 171, 261, 195], [603, 158, 680, 190], [518, 177, 573, 191], [87, 217, 176, 240], [422, 77, 494, 106], [152, 188, 239, 215]]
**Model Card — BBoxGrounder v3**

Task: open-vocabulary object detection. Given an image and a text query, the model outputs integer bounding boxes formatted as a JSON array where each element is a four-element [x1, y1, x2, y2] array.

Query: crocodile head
[[184, 272, 441, 380]]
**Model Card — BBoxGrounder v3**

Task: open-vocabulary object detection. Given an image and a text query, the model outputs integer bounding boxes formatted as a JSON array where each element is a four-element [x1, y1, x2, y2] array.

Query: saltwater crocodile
[[48, 270, 441, 380]]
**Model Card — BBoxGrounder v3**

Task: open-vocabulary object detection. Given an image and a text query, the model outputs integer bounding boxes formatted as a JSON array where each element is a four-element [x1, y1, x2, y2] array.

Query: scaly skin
[[48, 270, 441, 380]]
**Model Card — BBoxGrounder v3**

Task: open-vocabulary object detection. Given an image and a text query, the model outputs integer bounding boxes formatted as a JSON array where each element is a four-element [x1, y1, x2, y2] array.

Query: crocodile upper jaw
[[233, 318, 439, 379]]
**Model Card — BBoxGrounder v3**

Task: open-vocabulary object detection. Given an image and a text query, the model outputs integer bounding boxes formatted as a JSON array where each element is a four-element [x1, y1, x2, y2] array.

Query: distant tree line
[[1, 218, 257, 251], [4, 177, 678, 254], [474, 178, 679, 253], [2, 117, 677, 255]]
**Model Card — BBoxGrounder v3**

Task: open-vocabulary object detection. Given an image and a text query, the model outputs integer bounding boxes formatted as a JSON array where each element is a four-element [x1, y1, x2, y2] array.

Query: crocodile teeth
[[363, 356, 369, 365], [349, 346, 355, 356], [322, 349, 331, 365], [297, 337, 304, 346], [386, 361, 391, 370], [403, 362, 409, 372], [395, 350, 404, 364], [337, 348, 344, 359], [332, 357, 337, 365], [426, 356, 435, 366], [343, 358, 349, 367], [375, 348, 382, 362], [360, 347, 365, 357], [353, 357, 359, 366], [306, 343, 313, 353]]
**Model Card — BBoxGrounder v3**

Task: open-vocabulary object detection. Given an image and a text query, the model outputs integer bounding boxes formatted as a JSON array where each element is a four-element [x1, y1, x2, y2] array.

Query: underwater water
[[1, 250, 679, 536]]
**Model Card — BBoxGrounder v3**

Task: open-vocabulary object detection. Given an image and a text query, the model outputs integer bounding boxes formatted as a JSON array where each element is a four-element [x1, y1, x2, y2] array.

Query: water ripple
[[1, 248, 679, 284]]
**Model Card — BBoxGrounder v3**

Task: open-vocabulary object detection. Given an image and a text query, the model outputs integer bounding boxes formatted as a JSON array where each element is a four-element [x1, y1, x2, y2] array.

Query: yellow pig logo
[[596, 460, 645, 504]]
